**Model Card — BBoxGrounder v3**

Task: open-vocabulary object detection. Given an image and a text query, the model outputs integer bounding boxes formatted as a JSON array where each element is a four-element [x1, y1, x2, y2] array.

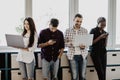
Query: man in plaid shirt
[[65, 14, 88, 80]]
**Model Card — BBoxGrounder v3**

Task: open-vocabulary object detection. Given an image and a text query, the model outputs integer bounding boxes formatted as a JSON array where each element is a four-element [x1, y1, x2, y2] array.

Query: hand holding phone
[[47, 39, 56, 45], [100, 32, 109, 39]]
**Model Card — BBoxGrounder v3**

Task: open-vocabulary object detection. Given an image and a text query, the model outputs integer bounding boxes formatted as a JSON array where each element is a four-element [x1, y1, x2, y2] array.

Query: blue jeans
[[82, 58, 87, 80], [70, 55, 86, 80], [42, 58, 59, 80], [18, 60, 35, 79]]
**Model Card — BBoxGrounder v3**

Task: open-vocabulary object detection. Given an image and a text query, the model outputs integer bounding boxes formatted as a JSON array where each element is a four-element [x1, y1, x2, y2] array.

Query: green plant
[[15, 18, 24, 34]]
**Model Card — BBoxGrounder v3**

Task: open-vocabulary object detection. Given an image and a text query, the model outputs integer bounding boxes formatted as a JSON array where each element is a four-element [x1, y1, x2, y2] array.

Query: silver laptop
[[73, 34, 93, 47], [5, 34, 25, 48]]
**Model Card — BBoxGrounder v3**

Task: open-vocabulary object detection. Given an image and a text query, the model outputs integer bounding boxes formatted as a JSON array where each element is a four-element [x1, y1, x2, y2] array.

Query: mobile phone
[[52, 39, 57, 42], [105, 33, 109, 35]]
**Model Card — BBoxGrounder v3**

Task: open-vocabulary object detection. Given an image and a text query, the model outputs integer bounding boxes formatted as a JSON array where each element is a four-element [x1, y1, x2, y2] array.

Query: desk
[[0, 47, 40, 80], [1, 47, 120, 80]]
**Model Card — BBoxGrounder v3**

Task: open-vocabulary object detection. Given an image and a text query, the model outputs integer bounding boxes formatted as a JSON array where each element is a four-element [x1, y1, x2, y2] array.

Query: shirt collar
[[72, 26, 81, 32]]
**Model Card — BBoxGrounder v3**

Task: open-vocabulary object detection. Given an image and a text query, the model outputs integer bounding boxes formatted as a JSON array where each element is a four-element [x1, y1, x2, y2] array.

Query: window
[[32, 0, 69, 34], [0, 0, 25, 46], [79, 0, 108, 33], [116, 0, 120, 45]]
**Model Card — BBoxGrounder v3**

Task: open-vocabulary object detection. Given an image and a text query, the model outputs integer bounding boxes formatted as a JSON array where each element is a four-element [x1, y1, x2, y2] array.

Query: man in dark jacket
[[38, 18, 65, 80]]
